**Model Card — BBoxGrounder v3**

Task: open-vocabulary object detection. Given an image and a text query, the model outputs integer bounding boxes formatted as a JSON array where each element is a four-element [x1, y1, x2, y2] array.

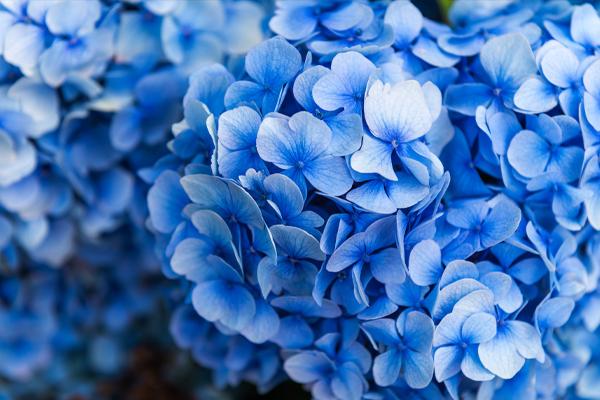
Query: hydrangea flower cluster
[[2, 0, 600, 399], [145, 0, 600, 399]]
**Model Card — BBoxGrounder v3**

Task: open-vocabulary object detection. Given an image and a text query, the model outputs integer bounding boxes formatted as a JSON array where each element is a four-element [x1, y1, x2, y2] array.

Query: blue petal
[[434, 345, 463, 382], [240, 298, 280, 344], [432, 279, 488, 320], [3, 24, 45, 74], [362, 318, 400, 347], [270, 225, 322, 263], [507, 129, 551, 178], [147, 170, 188, 234], [45, 0, 100, 36], [284, 351, 333, 384], [509, 257, 547, 285], [218, 106, 261, 151], [321, 2, 372, 32], [346, 179, 396, 214], [271, 315, 314, 349], [403, 350, 434, 389], [313, 51, 376, 114], [365, 80, 435, 143], [453, 289, 495, 316], [373, 349, 403, 387], [331, 362, 366, 400], [257, 112, 332, 169], [433, 312, 467, 347], [461, 312, 497, 344], [479, 33, 536, 98], [271, 296, 342, 319], [304, 155, 353, 196], [264, 173, 304, 219], [357, 297, 398, 320], [370, 248, 406, 284], [461, 345, 494, 382], [408, 239, 442, 287], [412, 36, 460, 67], [180, 175, 266, 230], [384, 1, 423, 48], [386, 172, 430, 209], [269, 4, 317, 41], [536, 296, 574, 330], [326, 112, 364, 156], [293, 65, 329, 112], [403, 311, 434, 352], [224, 80, 266, 111], [191, 279, 255, 331], [570, 4, 600, 49], [445, 83, 494, 116], [350, 134, 396, 181], [481, 198, 521, 248], [438, 32, 484, 57], [386, 277, 426, 308], [514, 77, 557, 113], [245, 37, 302, 88], [540, 46, 579, 88]]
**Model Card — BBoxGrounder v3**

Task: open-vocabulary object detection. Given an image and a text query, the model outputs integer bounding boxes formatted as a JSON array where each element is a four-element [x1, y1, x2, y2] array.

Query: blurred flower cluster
[[3, 0, 600, 399]]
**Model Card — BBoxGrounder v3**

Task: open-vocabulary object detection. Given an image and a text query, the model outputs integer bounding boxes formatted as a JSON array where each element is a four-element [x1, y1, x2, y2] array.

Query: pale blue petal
[[350, 134, 396, 181], [313, 51, 376, 114], [404, 311, 434, 352], [192, 280, 255, 331], [404, 350, 434, 389], [570, 4, 600, 49], [245, 37, 302, 88], [384, 1, 422, 48], [408, 239, 442, 287], [346, 180, 396, 214], [373, 349, 403, 387], [536, 297, 574, 330], [434, 345, 463, 382], [365, 80, 434, 143], [540, 46, 579, 88], [514, 77, 557, 113], [284, 351, 333, 384], [479, 33, 536, 94], [461, 312, 497, 344], [303, 155, 353, 196]]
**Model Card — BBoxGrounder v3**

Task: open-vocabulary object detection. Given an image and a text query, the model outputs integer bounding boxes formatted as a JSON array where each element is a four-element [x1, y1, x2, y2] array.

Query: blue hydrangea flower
[[514, 41, 587, 116], [293, 65, 363, 156], [351, 79, 442, 184], [284, 332, 371, 400], [445, 33, 536, 116], [256, 111, 353, 196], [225, 37, 302, 113], [362, 310, 434, 388]]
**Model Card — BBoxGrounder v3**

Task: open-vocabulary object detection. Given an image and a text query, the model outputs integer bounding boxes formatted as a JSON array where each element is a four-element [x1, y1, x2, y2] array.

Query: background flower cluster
[[2, 0, 600, 399]]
